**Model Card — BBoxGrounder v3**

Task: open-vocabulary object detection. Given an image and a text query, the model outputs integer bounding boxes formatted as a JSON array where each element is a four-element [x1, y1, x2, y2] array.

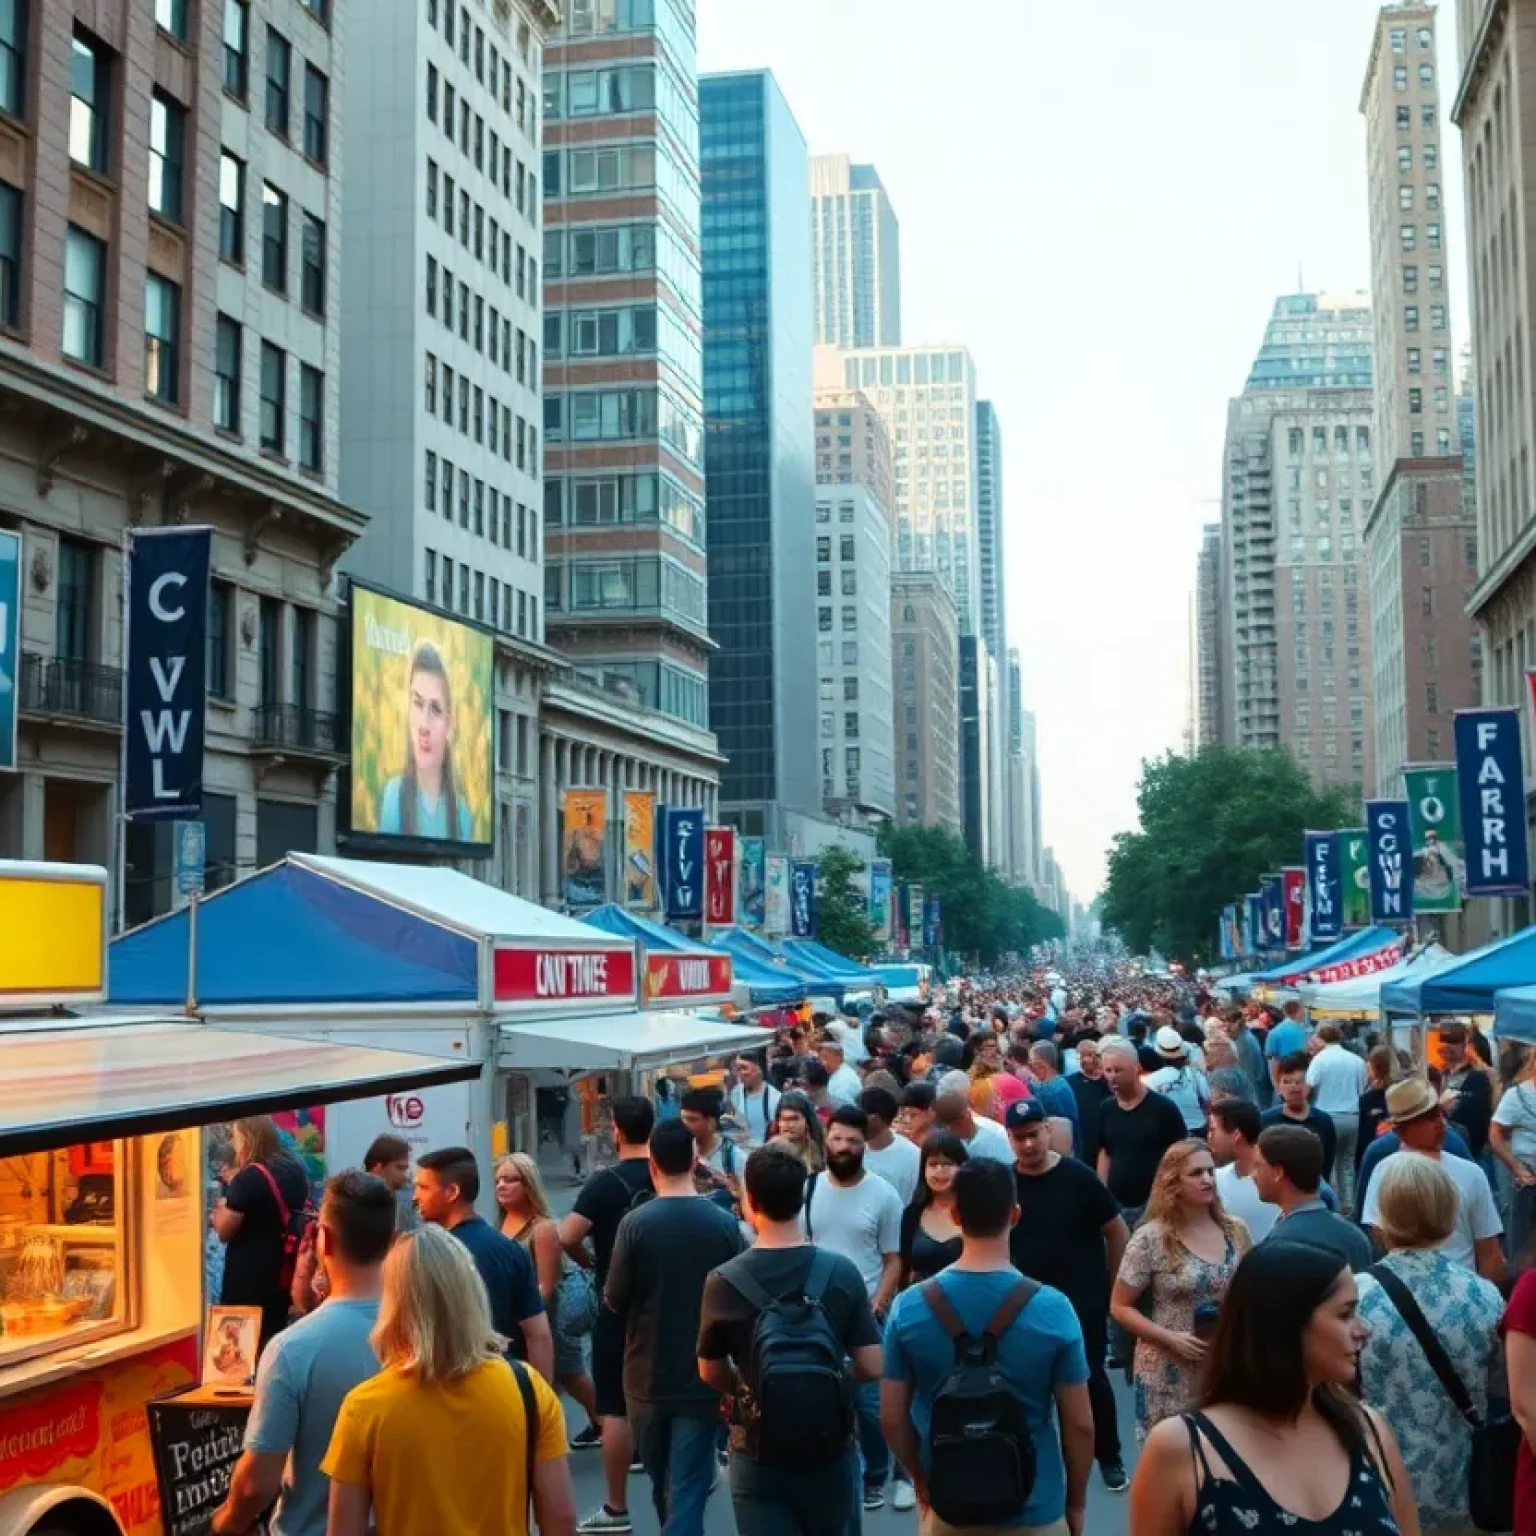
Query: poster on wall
[[1402, 765, 1464, 913], [1454, 708, 1531, 896], [562, 789, 607, 908], [0, 528, 17, 773], [1365, 800, 1413, 923], [764, 854, 790, 936], [738, 837, 766, 928], [622, 791, 656, 909], [705, 828, 736, 926]]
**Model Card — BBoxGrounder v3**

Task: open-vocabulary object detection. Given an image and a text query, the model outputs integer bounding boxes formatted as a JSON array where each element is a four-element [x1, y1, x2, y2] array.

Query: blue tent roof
[[110, 861, 480, 1007], [714, 927, 841, 1003], [782, 939, 878, 987], [1250, 927, 1399, 983], [1381, 924, 1536, 1014], [582, 904, 707, 955], [1494, 984, 1536, 1043]]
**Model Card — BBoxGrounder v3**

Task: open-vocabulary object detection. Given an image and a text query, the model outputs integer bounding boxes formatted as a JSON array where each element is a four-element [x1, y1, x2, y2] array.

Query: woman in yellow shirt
[[323, 1224, 576, 1536]]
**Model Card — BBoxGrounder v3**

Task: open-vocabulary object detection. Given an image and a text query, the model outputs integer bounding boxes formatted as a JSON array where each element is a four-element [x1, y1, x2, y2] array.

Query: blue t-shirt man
[[242, 1296, 381, 1536], [883, 1268, 1089, 1528], [1264, 1017, 1308, 1063]]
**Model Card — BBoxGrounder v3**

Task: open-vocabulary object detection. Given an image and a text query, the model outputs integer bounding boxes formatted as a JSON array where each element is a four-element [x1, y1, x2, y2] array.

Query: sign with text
[[1340, 830, 1371, 928], [174, 820, 205, 899], [641, 949, 733, 1008], [124, 527, 210, 819], [1455, 708, 1531, 896], [1282, 867, 1305, 950], [763, 853, 790, 936], [661, 807, 704, 921], [704, 828, 736, 926], [1306, 939, 1406, 988], [493, 943, 637, 1008], [0, 528, 17, 772], [1402, 764, 1464, 913], [1365, 800, 1413, 923], [1305, 831, 1342, 941], [146, 1391, 252, 1536], [790, 860, 816, 939], [1260, 874, 1284, 951]]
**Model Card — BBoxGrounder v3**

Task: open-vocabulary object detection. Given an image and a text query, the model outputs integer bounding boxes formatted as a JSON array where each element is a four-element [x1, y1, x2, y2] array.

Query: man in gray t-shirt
[[211, 1172, 396, 1536]]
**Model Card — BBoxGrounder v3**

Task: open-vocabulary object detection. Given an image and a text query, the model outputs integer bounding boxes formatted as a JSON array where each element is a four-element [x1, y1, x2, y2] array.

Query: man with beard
[[802, 1106, 903, 1513]]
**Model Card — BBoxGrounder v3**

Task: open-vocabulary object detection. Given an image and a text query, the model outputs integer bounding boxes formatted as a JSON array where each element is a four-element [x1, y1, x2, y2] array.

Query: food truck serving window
[[0, 1136, 130, 1367]]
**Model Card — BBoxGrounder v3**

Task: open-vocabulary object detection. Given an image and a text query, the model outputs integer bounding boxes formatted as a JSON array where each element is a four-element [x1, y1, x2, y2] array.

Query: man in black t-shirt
[[560, 1096, 656, 1535], [1096, 1039, 1186, 1214], [1068, 1038, 1112, 1166], [1006, 1101, 1130, 1494], [698, 1144, 880, 1536]]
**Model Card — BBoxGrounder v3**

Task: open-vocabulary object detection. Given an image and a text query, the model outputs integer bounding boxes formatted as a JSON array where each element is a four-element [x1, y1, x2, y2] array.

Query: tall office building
[[1195, 523, 1226, 746], [700, 70, 818, 840], [1361, 3, 1478, 796], [809, 154, 900, 349], [1005, 650, 1033, 884], [958, 634, 991, 861], [892, 572, 959, 832], [1022, 707, 1043, 888], [1221, 293, 1377, 792], [975, 401, 1005, 662]]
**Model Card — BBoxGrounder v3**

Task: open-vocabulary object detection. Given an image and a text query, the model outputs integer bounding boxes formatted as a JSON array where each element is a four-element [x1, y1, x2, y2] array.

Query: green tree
[[814, 844, 878, 961], [1100, 745, 1357, 965]]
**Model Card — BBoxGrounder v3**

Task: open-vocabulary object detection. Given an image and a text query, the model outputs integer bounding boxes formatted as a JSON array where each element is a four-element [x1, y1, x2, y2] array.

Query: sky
[[698, 0, 1472, 902]]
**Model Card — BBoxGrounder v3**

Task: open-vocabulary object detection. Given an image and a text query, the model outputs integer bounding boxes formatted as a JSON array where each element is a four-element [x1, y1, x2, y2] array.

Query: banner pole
[[115, 528, 131, 934]]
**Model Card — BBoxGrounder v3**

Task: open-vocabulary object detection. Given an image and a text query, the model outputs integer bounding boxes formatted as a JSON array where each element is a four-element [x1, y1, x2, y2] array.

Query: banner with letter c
[[1455, 708, 1531, 897], [1365, 799, 1413, 922], [1305, 831, 1342, 941]]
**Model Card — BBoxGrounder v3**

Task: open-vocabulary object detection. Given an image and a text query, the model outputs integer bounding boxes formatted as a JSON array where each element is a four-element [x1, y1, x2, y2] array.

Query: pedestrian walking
[[898, 1133, 967, 1289], [1026, 1041, 1082, 1153], [1253, 1125, 1375, 1272], [1305, 1025, 1367, 1211], [1109, 1138, 1252, 1440], [897, 1081, 939, 1147], [880, 1158, 1095, 1536], [1006, 1100, 1130, 1495], [605, 1117, 745, 1536], [803, 1105, 905, 1512], [560, 1096, 656, 1532], [1357, 1044, 1398, 1179], [1143, 1026, 1212, 1136], [697, 1144, 881, 1536], [414, 1146, 553, 1380], [1439, 1025, 1495, 1162], [727, 1052, 783, 1150], [932, 1070, 1015, 1164], [1096, 1038, 1187, 1218], [1206, 1098, 1277, 1243], [1128, 1241, 1417, 1535], [214, 1171, 396, 1536], [820, 1037, 865, 1107], [1220, 1008, 1272, 1110], [861, 1086, 921, 1204], [1200, 1032, 1256, 1107], [1503, 1264, 1536, 1533], [1493, 1044, 1536, 1260], [1261, 1053, 1339, 1183], [1067, 1038, 1111, 1167], [363, 1133, 421, 1233], [768, 1090, 827, 1171], [1355, 1155, 1504, 1534]]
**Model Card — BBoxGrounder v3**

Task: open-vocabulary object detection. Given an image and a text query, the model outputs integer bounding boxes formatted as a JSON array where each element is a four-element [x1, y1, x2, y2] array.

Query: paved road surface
[[557, 1379, 1138, 1536]]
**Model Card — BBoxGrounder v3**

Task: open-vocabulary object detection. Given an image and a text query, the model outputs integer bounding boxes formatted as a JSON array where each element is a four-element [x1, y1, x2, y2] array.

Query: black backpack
[[921, 1276, 1039, 1526], [722, 1249, 853, 1463]]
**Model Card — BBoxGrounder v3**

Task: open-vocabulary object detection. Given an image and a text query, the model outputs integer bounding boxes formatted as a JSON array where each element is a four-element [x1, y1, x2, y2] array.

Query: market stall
[[714, 926, 859, 1008], [781, 938, 881, 997], [1245, 927, 1403, 1000], [1493, 983, 1536, 1045], [1295, 942, 1457, 1017], [1378, 925, 1536, 1060]]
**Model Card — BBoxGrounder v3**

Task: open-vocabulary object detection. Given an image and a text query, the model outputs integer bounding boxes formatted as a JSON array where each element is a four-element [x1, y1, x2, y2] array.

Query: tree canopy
[[814, 844, 879, 962], [1100, 745, 1357, 964]]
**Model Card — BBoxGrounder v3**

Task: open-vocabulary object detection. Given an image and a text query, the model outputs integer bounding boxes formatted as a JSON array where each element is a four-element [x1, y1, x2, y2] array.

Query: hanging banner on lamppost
[[738, 837, 766, 929], [704, 828, 736, 927], [1365, 800, 1413, 923], [923, 894, 941, 948], [908, 882, 925, 947], [622, 791, 656, 910], [661, 807, 704, 920], [868, 858, 893, 939], [1339, 830, 1371, 928], [1244, 893, 1263, 957], [1454, 708, 1531, 896], [1402, 764, 1464, 913], [790, 860, 816, 938], [1305, 831, 1342, 941], [562, 789, 607, 908], [1282, 867, 1305, 950], [1260, 875, 1284, 952], [0, 529, 18, 773], [763, 854, 790, 936]]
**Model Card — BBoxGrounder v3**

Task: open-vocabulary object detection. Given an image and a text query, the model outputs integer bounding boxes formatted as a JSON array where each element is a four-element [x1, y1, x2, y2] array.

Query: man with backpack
[[880, 1158, 1094, 1536], [697, 1144, 882, 1536]]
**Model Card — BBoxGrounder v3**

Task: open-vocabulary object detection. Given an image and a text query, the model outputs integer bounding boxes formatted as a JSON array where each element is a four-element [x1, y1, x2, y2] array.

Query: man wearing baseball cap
[[1005, 1100, 1130, 1494]]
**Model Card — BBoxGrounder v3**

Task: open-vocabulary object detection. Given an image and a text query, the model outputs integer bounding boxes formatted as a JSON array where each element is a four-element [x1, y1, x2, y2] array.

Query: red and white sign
[[704, 829, 736, 926], [493, 944, 637, 1008], [1304, 941, 1405, 988], [1282, 868, 1305, 951], [642, 950, 733, 1008]]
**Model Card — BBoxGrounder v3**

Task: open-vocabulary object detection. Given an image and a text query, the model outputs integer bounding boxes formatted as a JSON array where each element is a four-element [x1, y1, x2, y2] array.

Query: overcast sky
[[698, 0, 1472, 901]]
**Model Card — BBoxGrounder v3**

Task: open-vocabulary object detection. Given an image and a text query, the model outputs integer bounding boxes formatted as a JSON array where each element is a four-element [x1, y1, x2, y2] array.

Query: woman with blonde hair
[[323, 1224, 576, 1536], [495, 1154, 600, 1446], [1110, 1138, 1253, 1441]]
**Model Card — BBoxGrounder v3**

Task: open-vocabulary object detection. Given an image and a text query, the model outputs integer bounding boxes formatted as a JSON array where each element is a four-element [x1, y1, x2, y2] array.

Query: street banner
[[764, 854, 790, 936], [1244, 893, 1263, 958], [622, 791, 656, 910], [869, 858, 893, 939], [738, 837, 766, 929], [661, 807, 704, 921], [923, 894, 941, 948], [790, 860, 816, 938], [1340, 831, 1371, 928], [0, 528, 17, 772], [1222, 904, 1241, 960], [1217, 907, 1233, 961], [562, 789, 607, 908], [124, 526, 211, 819], [1260, 875, 1284, 951], [705, 828, 736, 926], [1305, 831, 1342, 941], [894, 881, 909, 949], [1402, 764, 1464, 913], [1282, 868, 1305, 950], [1455, 708, 1531, 896], [1365, 800, 1413, 923], [908, 882, 925, 946], [1306, 939, 1405, 987]]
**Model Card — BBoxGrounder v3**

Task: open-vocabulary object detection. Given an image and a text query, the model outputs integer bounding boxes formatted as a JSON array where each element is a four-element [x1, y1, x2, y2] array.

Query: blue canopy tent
[[1249, 927, 1400, 987], [781, 939, 879, 992], [1381, 924, 1536, 1015], [1494, 984, 1536, 1044], [714, 927, 846, 1005]]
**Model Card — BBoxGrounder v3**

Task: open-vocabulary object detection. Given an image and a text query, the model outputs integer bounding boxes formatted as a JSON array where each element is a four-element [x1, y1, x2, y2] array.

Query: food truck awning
[[497, 1010, 769, 1073], [0, 1018, 482, 1156]]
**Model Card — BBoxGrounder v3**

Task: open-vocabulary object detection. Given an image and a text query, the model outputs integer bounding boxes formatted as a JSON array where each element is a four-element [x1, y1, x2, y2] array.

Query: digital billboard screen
[[345, 583, 493, 854]]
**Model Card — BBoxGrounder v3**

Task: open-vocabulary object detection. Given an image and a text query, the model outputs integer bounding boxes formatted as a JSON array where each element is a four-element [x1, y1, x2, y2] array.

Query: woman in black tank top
[[1128, 1242, 1418, 1536]]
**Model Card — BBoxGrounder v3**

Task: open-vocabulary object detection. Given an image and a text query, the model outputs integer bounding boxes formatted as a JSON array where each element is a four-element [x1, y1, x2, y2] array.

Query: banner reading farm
[[348, 585, 493, 851]]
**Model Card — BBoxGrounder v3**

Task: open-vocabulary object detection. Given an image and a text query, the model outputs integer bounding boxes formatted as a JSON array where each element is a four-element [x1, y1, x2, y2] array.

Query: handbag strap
[[1369, 1262, 1481, 1428], [510, 1358, 539, 1527], [251, 1161, 291, 1228]]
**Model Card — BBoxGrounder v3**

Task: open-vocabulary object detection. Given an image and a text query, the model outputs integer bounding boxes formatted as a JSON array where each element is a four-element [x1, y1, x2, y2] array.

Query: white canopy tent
[[1296, 943, 1456, 1015]]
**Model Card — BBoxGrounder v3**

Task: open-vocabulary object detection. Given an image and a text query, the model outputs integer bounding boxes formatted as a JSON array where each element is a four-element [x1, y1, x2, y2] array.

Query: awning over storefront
[[496, 1010, 769, 1073], [1382, 925, 1536, 1015], [580, 905, 735, 1009], [0, 1017, 481, 1156]]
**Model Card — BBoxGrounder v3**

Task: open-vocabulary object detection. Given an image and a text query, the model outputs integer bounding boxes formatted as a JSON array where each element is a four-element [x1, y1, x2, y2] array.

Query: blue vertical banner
[[123, 526, 211, 819], [1260, 875, 1284, 951], [790, 860, 816, 938], [1217, 906, 1234, 961], [661, 807, 704, 920], [0, 528, 18, 773], [923, 894, 941, 948], [1244, 893, 1262, 958], [1365, 800, 1414, 923], [1455, 708, 1532, 896], [868, 858, 893, 939], [1305, 831, 1343, 940]]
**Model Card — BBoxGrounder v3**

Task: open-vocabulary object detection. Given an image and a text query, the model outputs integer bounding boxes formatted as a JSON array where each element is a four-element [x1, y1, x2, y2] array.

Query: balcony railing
[[250, 704, 341, 755], [18, 653, 122, 727]]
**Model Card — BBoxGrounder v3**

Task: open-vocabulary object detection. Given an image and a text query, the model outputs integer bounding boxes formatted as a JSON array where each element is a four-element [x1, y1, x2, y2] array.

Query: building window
[[214, 313, 241, 432], [156, 0, 187, 42], [1399, 224, 1416, 250], [302, 64, 327, 164], [1395, 105, 1409, 130], [300, 0, 326, 24], [1389, 26, 1405, 50], [1393, 65, 1407, 90], [298, 364, 322, 471], [261, 182, 287, 291], [265, 28, 289, 136], [1407, 347, 1421, 373], [224, 0, 248, 97], [1398, 184, 1413, 210], [300, 212, 324, 315], [55, 538, 93, 663], [0, 0, 23, 116], [0, 180, 19, 328], [219, 152, 244, 262], [62, 225, 104, 367], [69, 31, 110, 174], [1419, 63, 1434, 87], [207, 581, 230, 699], [259, 341, 285, 452], [147, 92, 186, 223], [144, 273, 179, 403]]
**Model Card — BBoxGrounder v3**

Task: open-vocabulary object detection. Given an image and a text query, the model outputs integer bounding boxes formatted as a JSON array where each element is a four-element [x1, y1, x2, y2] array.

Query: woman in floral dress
[[1110, 1138, 1252, 1440]]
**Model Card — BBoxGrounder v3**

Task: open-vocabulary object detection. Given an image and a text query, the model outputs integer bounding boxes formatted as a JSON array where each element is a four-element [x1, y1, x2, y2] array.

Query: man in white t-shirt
[[1206, 1096, 1278, 1242], [858, 1086, 919, 1204], [932, 1070, 1014, 1164], [1305, 1023, 1367, 1212], [725, 1053, 780, 1149], [818, 1038, 865, 1108], [1361, 1077, 1504, 1281]]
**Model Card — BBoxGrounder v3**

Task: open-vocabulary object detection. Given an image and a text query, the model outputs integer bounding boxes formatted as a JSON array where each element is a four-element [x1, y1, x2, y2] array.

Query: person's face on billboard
[[409, 665, 451, 784]]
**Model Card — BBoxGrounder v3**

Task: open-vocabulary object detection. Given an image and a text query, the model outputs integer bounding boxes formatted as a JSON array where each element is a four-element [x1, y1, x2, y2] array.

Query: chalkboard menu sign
[[146, 1386, 253, 1536]]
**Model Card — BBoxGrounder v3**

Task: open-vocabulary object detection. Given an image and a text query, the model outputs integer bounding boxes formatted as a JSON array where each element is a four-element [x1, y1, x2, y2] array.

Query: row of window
[[541, 220, 702, 319], [426, 64, 535, 216], [569, 658, 709, 728], [816, 570, 859, 597], [425, 255, 534, 380], [424, 547, 540, 639], [1396, 103, 1437, 132], [817, 535, 858, 563], [543, 59, 698, 148], [425, 160, 535, 303], [1405, 385, 1453, 414], [424, 0, 537, 144], [1401, 262, 1446, 293], [1401, 305, 1448, 332], [1397, 143, 1437, 173], [819, 677, 863, 702], [543, 137, 700, 226], [815, 502, 860, 524], [544, 556, 707, 628], [1404, 345, 1451, 374], [213, 314, 324, 470], [817, 640, 862, 670], [819, 712, 862, 741], [543, 473, 705, 545], [219, 154, 326, 314], [424, 449, 537, 557], [1395, 182, 1441, 211], [219, 8, 329, 168], [542, 387, 702, 464], [424, 352, 534, 468], [1388, 25, 1433, 51], [1391, 63, 1434, 91], [1398, 221, 1444, 251], [1287, 425, 1371, 456]]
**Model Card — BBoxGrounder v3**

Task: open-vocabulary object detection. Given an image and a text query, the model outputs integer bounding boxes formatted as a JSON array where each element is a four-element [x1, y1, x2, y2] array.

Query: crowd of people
[[198, 961, 1536, 1536]]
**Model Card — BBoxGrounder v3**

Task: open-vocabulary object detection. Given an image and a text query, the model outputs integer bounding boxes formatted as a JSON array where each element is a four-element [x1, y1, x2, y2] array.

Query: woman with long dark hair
[[897, 1131, 968, 1287], [1129, 1242, 1417, 1535], [378, 640, 473, 840], [768, 1091, 826, 1172]]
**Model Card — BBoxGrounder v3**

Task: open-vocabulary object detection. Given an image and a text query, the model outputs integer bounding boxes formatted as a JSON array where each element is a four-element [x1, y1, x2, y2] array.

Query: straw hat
[[1154, 1025, 1188, 1063], [1385, 1076, 1441, 1126]]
